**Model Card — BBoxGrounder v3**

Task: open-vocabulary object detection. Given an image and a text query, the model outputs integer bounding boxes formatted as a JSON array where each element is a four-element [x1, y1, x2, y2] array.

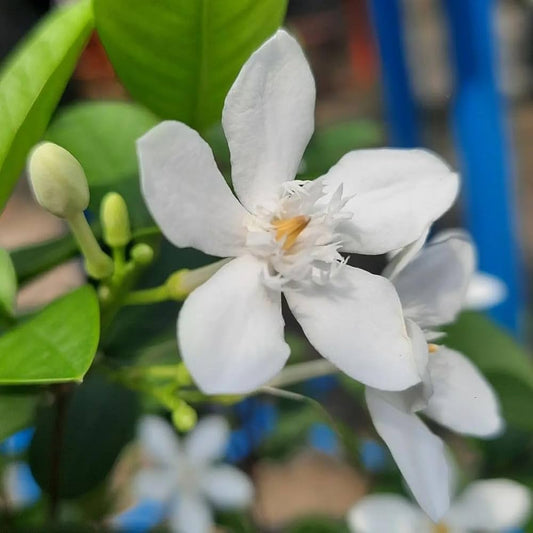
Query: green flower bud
[[130, 243, 154, 266], [28, 142, 89, 218], [171, 401, 197, 432], [165, 259, 231, 300], [100, 192, 131, 248]]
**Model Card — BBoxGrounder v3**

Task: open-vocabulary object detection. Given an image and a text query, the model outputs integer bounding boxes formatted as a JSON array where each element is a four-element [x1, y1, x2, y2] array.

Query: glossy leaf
[[0, 0, 94, 212], [0, 390, 38, 441], [0, 249, 17, 318], [94, 0, 288, 130], [445, 312, 533, 430], [0, 286, 99, 384], [30, 374, 138, 498]]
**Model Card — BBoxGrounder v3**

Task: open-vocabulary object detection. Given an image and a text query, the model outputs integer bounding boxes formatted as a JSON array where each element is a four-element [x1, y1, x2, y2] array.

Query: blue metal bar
[[442, 0, 524, 335], [366, 0, 420, 147]]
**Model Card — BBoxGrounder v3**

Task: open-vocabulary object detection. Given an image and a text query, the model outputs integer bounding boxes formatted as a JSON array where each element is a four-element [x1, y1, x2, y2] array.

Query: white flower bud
[[28, 142, 89, 218]]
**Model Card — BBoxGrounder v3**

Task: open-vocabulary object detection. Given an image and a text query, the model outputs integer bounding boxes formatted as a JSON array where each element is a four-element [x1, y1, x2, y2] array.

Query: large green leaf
[[0, 0, 94, 212], [46, 101, 159, 227], [30, 373, 138, 498], [94, 0, 287, 131], [46, 101, 158, 187], [0, 390, 38, 441], [445, 312, 533, 430], [0, 286, 99, 384], [0, 249, 17, 319]]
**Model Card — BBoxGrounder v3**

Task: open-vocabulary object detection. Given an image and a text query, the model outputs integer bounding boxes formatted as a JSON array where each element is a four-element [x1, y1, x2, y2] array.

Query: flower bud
[[28, 142, 89, 218], [165, 259, 231, 300], [130, 243, 154, 266], [100, 192, 131, 248], [172, 401, 197, 432]]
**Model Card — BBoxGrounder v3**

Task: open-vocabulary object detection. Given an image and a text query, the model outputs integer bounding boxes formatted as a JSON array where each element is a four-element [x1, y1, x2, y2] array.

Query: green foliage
[[29, 373, 139, 498], [94, 0, 288, 131], [46, 101, 159, 227], [0, 286, 99, 384], [0, 248, 17, 319], [445, 311, 533, 430], [0, 0, 94, 212], [287, 516, 351, 532], [0, 389, 38, 441], [10, 232, 80, 286]]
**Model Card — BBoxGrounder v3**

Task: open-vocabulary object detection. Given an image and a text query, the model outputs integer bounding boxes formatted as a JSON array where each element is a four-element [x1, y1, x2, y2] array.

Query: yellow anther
[[272, 215, 310, 251], [433, 523, 449, 533], [428, 343, 439, 353]]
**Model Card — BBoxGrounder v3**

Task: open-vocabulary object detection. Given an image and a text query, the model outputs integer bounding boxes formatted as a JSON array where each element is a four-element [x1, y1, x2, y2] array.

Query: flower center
[[428, 343, 439, 353], [432, 523, 449, 533], [272, 215, 310, 251]]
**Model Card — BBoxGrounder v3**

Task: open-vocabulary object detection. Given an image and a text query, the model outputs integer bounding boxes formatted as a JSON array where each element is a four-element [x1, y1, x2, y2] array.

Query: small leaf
[[29, 373, 138, 498], [0, 286, 99, 384], [94, 0, 288, 130], [0, 390, 38, 441], [445, 311, 533, 430], [0, 0, 94, 212], [0, 248, 17, 318]]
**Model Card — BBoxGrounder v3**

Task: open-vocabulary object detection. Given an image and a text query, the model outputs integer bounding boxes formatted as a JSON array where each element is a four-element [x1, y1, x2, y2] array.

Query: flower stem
[[124, 285, 171, 305], [267, 359, 337, 388]]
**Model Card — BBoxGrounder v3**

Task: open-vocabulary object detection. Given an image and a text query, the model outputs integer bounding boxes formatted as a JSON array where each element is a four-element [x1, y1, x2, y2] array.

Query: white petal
[[383, 227, 429, 281], [184, 415, 230, 465], [138, 415, 181, 466], [393, 231, 475, 329], [169, 494, 213, 533], [422, 347, 503, 437], [365, 388, 451, 522], [284, 265, 419, 391], [446, 479, 531, 531], [222, 30, 315, 211], [138, 121, 248, 257], [178, 255, 290, 394], [134, 468, 176, 502], [464, 271, 508, 310], [201, 465, 254, 509], [320, 149, 459, 254], [346, 494, 431, 533], [381, 319, 432, 413]]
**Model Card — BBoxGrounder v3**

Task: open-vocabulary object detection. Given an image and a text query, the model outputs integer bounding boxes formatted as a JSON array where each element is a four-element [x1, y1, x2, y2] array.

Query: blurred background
[[0, 0, 532, 531]]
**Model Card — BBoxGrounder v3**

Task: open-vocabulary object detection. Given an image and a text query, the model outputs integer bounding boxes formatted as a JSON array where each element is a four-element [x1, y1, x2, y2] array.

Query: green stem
[[67, 212, 113, 279], [124, 284, 171, 306], [266, 359, 337, 388]]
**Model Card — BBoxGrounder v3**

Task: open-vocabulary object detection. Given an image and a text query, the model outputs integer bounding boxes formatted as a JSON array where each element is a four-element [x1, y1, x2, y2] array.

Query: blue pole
[[442, 0, 524, 335], [366, 0, 420, 147]]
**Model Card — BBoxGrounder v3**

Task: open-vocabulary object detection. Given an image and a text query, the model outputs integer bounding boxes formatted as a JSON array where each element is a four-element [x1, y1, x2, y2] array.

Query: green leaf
[[94, 0, 287, 130], [46, 102, 158, 187], [0, 390, 38, 441], [444, 311, 533, 430], [0, 286, 99, 384], [0, 248, 17, 318], [29, 373, 138, 498], [45, 101, 159, 227], [0, 0, 94, 212], [10, 233, 79, 286]]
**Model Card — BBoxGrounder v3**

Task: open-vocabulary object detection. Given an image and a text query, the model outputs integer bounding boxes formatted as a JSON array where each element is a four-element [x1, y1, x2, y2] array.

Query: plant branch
[[266, 359, 337, 388]]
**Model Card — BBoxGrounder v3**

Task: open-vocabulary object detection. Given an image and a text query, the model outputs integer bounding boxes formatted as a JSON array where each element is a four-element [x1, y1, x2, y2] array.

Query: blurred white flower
[[133, 415, 253, 533], [2, 461, 41, 510], [464, 271, 508, 310], [347, 479, 531, 533], [138, 29, 459, 395], [365, 231, 503, 521]]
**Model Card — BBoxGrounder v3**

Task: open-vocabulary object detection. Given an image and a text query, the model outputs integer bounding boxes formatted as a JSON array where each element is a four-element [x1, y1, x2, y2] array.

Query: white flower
[[365, 231, 503, 520], [464, 271, 508, 310], [133, 415, 253, 533], [137, 29, 458, 394], [347, 479, 532, 533]]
